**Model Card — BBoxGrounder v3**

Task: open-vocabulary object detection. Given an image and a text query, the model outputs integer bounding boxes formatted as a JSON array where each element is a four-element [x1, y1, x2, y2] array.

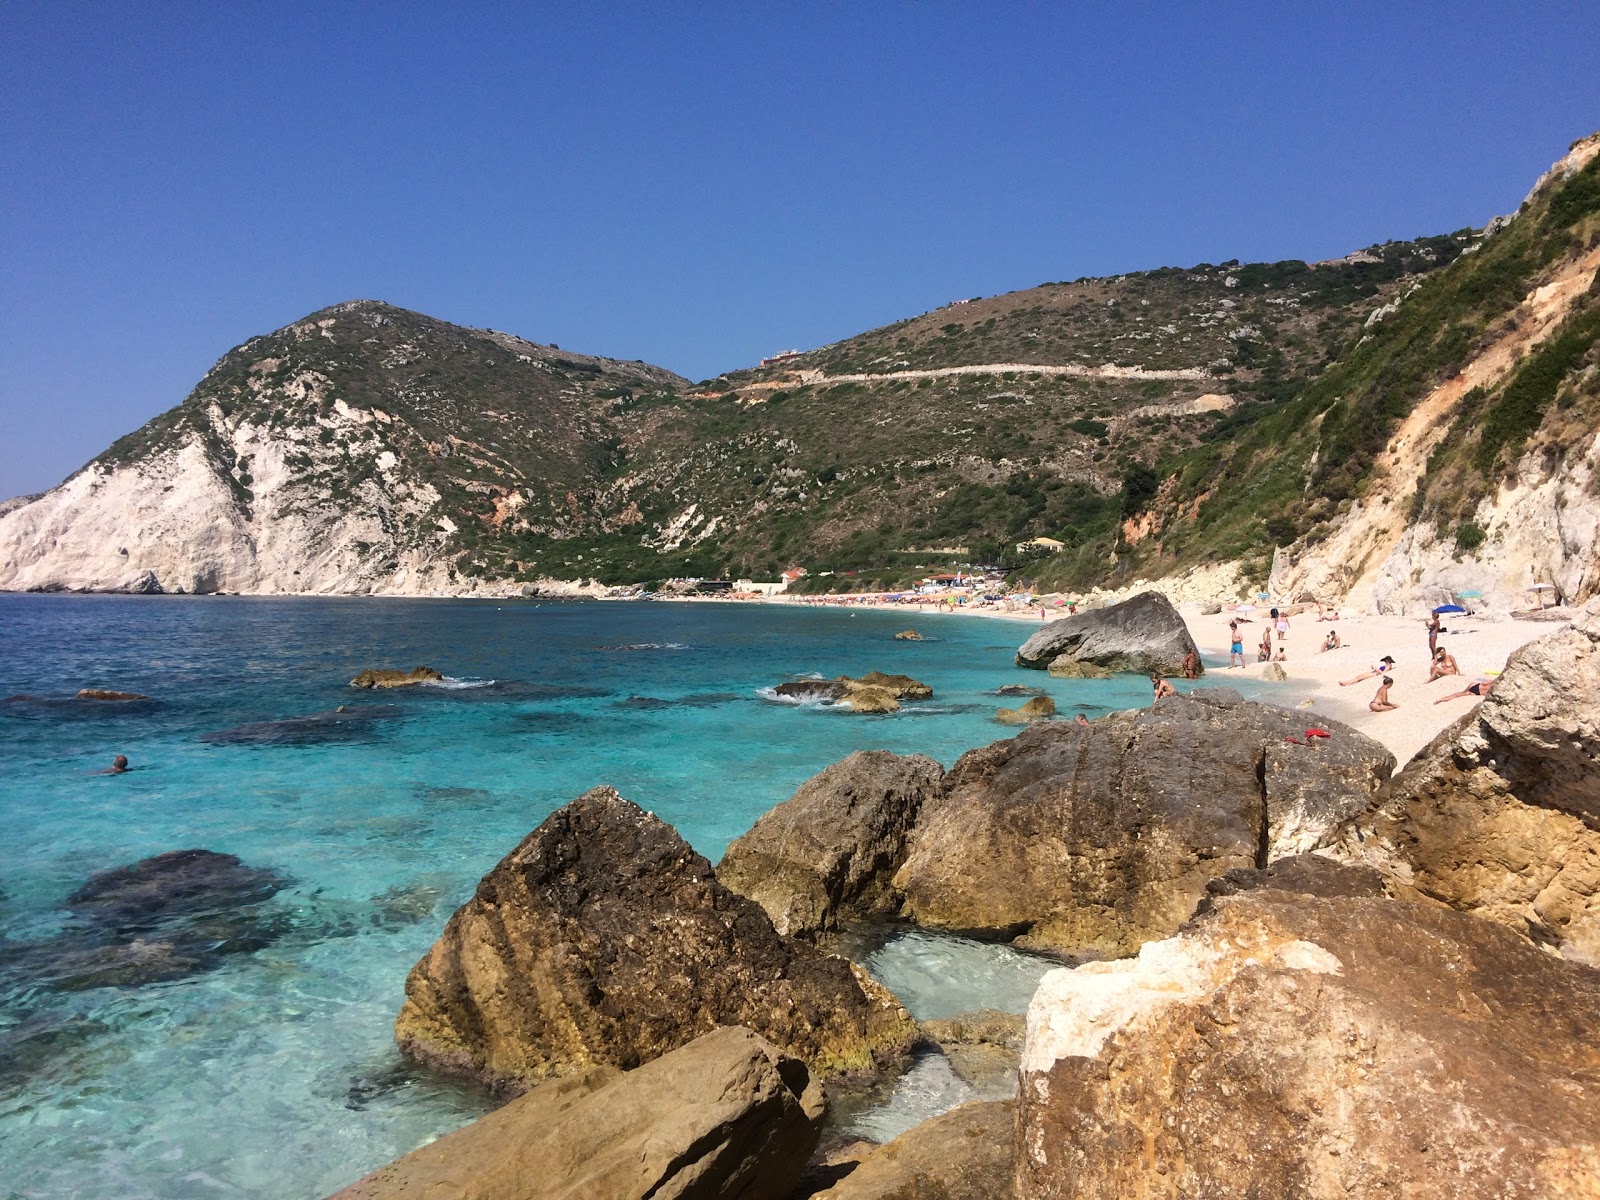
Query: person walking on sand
[[1151, 673, 1176, 701], [1341, 656, 1394, 686], [1229, 623, 1245, 669], [1274, 609, 1289, 643], [1435, 679, 1494, 704], [1369, 676, 1398, 712]]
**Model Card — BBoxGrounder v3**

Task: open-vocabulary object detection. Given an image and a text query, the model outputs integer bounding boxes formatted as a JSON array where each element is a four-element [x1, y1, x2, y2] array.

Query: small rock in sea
[[894, 630, 924, 640], [994, 684, 1046, 697], [349, 666, 444, 689], [995, 696, 1056, 725], [75, 689, 151, 701]]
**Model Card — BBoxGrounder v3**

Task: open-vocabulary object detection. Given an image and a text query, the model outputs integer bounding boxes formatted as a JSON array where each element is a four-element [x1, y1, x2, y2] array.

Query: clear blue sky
[[3, 3, 1598, 498]]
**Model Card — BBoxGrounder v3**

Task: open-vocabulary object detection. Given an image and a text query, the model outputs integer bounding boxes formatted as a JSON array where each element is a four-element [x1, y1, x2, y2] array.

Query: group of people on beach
[[1334, 611, 1496, 711]]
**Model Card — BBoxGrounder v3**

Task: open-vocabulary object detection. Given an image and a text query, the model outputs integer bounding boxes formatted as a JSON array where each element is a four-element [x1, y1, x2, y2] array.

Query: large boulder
[[717, 751, 946, 939], [802, 1099, 1016, 1200], [893, 691, 1394, 957], [1015, 871, 1600, 1199], [1333, 599, 1600, 963], [1015, 590, 1199, 676], [331, 1026, 824, 1200], [349, 667, 443, 689], [394, 787, 916, 1093]]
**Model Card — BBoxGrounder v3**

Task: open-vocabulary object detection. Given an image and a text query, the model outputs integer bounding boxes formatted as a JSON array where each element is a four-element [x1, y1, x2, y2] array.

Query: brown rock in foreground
[[801, 1100, 1015, 1200], [1015, 871, 1600, 1199], [331, 1026, 823, 1200], [717, 751, 945, 939], [1335, 599, 1600, 963], [349, 667, 444, 689], [395, 787, 916, 1093], [894, 690, 1394, 956]]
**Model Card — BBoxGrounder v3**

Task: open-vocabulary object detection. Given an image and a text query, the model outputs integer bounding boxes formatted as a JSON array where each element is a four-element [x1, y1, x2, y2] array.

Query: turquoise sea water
[[0, 595, 1157, 1198]]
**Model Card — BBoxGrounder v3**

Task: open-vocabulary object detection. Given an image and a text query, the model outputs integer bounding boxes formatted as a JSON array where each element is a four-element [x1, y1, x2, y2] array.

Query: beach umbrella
[[1432, 604, 1467, 614], [1232, 603, 1256, 613]]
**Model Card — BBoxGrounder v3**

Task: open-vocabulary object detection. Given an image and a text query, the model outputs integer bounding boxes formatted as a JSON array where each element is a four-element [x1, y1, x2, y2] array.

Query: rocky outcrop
[[772, 672, 934, 714], [803, 1100, 1015, 1200], [893, 630, 923, 641], [331, 1026, 824, 1200], [995, 696, 1054, 724], [893, 690, 1394, 956], [394, 787, 916, 1093], [1333, 600, 1600, 962], [1015, 590, 1200, 676], [349, 667, 443, 689], [74, 688, 151, 701], [1015, 873, 1600, 1199], [717, 751, 946, 938]]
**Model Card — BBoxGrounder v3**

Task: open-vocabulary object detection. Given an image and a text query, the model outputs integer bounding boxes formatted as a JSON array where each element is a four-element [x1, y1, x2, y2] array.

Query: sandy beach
[[765, 590, 1561, 768]]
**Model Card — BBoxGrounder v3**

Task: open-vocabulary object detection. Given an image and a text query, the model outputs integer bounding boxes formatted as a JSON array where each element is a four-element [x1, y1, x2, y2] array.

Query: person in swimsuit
[[1151, 674, 1177, 701], [1322, 630, 1341, 652], [1369, 676, 1398, 712], [1435, 680, 1494, 704], [1228, 619, 1245, 668], [1341, 656, 1394, 686], [1428, 647, 1460, 681], [97, 754, 129, 775]]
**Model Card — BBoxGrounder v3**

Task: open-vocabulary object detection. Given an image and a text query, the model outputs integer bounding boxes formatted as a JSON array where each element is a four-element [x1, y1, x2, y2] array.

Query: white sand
[[760, 591, 1560, 768]]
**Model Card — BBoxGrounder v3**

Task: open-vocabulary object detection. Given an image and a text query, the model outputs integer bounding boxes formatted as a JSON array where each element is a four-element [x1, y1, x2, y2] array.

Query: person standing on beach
[[1228, 619, 1245, 668], [1274, 608, 1289, 643], [1426, 614, 1442, 656]]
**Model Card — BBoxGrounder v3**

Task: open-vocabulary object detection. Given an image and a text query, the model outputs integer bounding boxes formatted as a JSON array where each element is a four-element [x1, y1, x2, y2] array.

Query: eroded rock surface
[[717, 751, 945, 938], [771, 672, 934, 715], [802, 1099, 1015, 1200], [395, 787, 916, 1093], [995, 696, 1054, 725], [1016, 590, 1199, 676], [1334, 600, 1600, 962], [331, 1025, 824, 1200], [894, 691, 1393, 956], [1016, 875, 1600, 1199], [349, 667, 443, 689]]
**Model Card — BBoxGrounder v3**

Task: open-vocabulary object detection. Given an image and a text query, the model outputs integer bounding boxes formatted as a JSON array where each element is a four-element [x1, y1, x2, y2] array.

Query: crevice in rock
[[1254, 749, 1270, 869]]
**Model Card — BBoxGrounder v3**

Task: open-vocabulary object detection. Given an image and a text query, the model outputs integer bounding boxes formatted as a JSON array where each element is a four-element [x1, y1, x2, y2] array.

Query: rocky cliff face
[[0, 301, 686, 595]]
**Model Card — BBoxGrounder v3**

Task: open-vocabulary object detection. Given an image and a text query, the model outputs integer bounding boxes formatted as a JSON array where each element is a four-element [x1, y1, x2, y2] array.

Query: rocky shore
[[325, 598, 1600, 1199]]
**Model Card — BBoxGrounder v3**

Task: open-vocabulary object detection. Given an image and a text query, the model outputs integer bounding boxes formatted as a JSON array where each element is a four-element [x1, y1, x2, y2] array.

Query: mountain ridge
[[2, 132, 1597, 609]]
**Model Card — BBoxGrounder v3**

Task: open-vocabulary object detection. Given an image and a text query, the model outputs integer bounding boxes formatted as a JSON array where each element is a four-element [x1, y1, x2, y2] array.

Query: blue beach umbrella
[[1433, 604, 1467, 614]]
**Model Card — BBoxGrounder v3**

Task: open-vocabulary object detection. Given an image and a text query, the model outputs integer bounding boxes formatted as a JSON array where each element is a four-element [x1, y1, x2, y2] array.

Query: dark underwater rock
[[200, 706, 403, 746]]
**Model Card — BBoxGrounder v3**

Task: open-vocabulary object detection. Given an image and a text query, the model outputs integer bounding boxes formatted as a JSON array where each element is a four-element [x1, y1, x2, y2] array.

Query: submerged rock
[[200, 705, 403, 745], [893, 630, 923, 641], [1333, 599, 1600, 963], [718, 751, 946, 938], [2, 849, 292, 991], [332, 1026, 824, 1200], [893, 691, 1393, 957], [394, 787, 917, 1093], [1015, 871, 1600, 1198], [74, 689, 151, 701], [1016, 590, 1199, 676], [349, 667, 443, 689]]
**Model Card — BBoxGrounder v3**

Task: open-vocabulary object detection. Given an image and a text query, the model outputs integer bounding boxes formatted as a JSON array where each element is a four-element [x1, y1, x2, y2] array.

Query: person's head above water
[[110, 754, 128, 773]]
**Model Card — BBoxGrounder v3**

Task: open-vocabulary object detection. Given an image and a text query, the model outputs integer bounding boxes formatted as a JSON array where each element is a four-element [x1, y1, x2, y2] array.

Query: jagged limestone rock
[[995, 696, 1056, 724], [331, 1026, 824, 1200], [893, 691, 1393, 957], [717, 751, 945, 938], [1016, 873, 1600, 1199], [1333, 599, 1600, 963], [394, 787, 917, 1093]]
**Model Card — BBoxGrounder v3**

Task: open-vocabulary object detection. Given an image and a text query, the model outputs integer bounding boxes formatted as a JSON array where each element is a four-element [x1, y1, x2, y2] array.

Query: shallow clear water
[[0, 595, 1157, 1198]]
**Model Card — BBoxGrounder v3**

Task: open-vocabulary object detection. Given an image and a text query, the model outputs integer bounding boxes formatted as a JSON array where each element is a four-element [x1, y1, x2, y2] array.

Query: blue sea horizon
[[0, 594, 1183, 1198]]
